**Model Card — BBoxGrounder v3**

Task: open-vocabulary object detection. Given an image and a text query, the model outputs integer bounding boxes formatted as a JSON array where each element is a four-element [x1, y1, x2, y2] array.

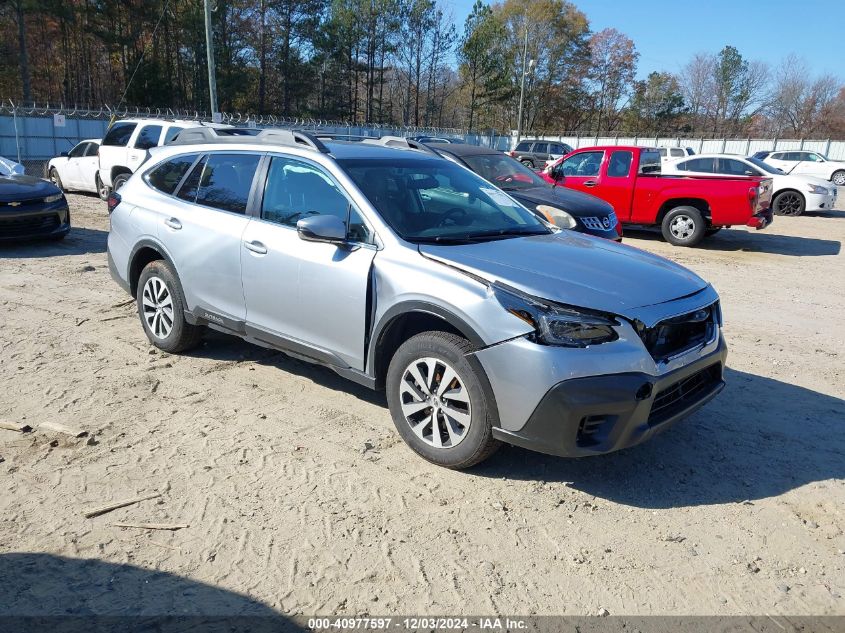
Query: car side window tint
[[135, 125, 163, 150], [684, 157, 715, 173], [670, 148, 684, 157], [164, 127, 184, 144], [68, 143, 87, 158], [261, 156, 372, 244], [176, 156, 207, 203], [515, 141, 531, 152], [194, 153, 260, 214], [533, 142, 548, 154], [721, 159, 752, 175], [658, 148, 667, 157], [85, 143, 99, 157], [561, 151, 603, 176], [102, 122, 137, 146], [638, 151, 662, 174], [607, 151, 632, 177], [147, 154, 199, 195]]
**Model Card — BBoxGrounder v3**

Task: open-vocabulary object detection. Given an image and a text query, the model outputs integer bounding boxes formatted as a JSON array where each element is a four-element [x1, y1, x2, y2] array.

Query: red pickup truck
[[540, 146, 773, 246]]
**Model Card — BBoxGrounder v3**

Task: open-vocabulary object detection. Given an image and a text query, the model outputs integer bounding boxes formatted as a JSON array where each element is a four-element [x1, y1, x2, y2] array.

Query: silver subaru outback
[[107, 129, 727, 469]]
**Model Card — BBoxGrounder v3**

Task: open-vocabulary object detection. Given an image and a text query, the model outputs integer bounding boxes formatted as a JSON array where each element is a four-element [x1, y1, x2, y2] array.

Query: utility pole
[[204, 0, 219, 122], [515, 25, 533, 145]]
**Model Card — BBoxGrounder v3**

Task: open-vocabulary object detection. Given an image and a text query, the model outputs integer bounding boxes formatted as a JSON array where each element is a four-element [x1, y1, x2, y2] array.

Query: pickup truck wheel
[[831, 170, 845, 187], [96, 174, 110, 201], [136, 260, 203, 353], [112, 173, 130, 191], [520, 159, 534, 168], [661, 206, 706, 247], [772, 190, 805, 216], [386, 331, 500, 469]]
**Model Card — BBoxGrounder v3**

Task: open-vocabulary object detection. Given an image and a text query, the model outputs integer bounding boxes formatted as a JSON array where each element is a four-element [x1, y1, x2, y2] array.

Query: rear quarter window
[[146, 154, 199, 195], [638, 151, 662, 174], [102, 122, 137, 147]]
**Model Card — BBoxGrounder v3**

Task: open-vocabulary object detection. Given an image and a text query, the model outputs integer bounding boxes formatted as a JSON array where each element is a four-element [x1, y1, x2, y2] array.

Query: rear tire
[[136, 260, 203, 353], [49, 168, 64, 192], [772, 190, 805, 216], [661, 206, 706, 247], [832, 170, 845, 187], [112, 172, 130, 192], [386, 331, 500, 469], [520, 159, 534, 168], [96, 173, 110, 201]]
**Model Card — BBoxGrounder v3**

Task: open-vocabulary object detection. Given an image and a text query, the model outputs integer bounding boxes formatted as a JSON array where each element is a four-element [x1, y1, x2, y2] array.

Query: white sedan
[[664, 153, 837, 216], [47, 139, 102, 195], [756, 150, 845, 187]]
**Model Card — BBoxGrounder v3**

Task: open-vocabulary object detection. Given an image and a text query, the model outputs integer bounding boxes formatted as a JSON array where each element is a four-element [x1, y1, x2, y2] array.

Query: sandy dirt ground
[[1, 191, 843, 618]]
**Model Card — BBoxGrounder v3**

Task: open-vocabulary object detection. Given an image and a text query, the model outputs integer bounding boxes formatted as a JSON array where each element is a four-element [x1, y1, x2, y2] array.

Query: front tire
[[661, 206, 706, 247], [520, 159, 534, 168], [386, 331, 500, 469], [49, 168, 64, 191], [772, 190, 805, 216], [96, 173, 110, 201], [136, 260, 203, 353], [831, 170, 845, 187]]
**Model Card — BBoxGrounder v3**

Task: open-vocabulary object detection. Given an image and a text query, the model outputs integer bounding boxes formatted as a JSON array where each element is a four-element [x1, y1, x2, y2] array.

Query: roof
[[426, 142, 502, 157]]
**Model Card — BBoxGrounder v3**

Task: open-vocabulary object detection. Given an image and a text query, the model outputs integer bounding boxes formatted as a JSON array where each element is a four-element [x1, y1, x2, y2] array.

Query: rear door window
[[638, 150, 662, 174], [102, 122, 137, 146], [164, 126, 185, 144], [147, 154, 199, 195], [607, 151, 633, 177], [533, 142, 549, 154], [678, 157, 714, 173], [68, 143, 88, 158], [194, 153, 261, 214], [135, 125, 163, 150], [85, 142, 100, 157], [515, 141, 531, 152]]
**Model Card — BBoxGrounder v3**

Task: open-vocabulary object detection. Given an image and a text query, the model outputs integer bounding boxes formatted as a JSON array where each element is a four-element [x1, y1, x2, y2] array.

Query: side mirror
[[297, 215, 347, 245], [552, 166, 565, 181]]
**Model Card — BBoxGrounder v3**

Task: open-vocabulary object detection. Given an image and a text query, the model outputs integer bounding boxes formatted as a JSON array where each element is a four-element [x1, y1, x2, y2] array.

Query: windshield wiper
[[460, 227, 551, 241]]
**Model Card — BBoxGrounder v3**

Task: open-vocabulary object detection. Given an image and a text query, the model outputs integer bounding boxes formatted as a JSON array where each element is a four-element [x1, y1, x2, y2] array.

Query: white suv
[[96, 119, 211, 199]]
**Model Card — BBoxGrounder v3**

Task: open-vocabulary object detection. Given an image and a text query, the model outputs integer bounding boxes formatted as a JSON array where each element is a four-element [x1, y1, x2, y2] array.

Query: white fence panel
[[773, 139, 802, 150]]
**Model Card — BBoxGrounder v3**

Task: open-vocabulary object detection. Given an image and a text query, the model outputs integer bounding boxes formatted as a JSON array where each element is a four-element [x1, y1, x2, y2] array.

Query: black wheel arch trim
[[127, 238, 178, 296]]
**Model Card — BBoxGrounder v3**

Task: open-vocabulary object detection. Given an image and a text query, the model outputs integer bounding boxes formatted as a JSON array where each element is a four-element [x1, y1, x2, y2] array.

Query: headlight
[[807, 184, 829, 195], [492, 282, 619, 347], [44, 193, 64, 203], [536, 204, 576, 229]]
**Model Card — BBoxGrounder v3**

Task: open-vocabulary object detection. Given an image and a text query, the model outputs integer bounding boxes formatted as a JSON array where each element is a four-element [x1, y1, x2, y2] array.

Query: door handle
[[164, 218, 182, 230], [243, 240, 268, 255], [584, 180, 597, 187]]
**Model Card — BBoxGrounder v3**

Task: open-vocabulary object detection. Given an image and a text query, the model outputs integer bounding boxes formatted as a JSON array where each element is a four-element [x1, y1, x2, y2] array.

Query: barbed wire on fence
[[0, 99, 467, 136]]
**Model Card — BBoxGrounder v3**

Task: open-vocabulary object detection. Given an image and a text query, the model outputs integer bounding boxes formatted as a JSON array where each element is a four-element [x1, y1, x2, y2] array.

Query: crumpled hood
[[420, 231, 709, 315], [0, 175, 61, 200], [508, 185, 615, 217]]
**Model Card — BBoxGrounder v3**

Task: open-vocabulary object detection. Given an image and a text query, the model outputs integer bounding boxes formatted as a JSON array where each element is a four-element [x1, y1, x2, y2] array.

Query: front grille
[[638, 302, 719, 362], [0, 197, 46, 208], [580, 215, 616, 232], [649, 363, 721, 425], [0, 213, 61, 236]]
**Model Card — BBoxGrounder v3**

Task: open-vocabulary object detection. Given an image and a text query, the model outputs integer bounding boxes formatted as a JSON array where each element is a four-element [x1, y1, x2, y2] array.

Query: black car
[[751, 151, 772, 160], [426, 142, 621, 240], [0, 175, 70, 241], [409, 135, 463, 144]]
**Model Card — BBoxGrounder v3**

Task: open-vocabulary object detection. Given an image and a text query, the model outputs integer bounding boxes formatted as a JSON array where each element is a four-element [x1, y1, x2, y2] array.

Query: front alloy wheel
[[773, 191, 805, 216], [832, 170, 845, 187], [399, 357, 472, 449]]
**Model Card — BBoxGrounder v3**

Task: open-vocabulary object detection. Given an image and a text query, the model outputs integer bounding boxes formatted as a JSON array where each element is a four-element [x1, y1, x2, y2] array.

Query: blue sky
[[440, 0, 843, 81]]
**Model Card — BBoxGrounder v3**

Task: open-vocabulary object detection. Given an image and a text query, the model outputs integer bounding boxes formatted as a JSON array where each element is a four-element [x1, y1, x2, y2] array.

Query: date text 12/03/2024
[[307, 618, 528, 630]]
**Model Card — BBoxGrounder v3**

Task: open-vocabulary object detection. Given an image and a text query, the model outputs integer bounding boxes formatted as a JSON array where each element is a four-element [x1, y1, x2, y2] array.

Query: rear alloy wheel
[[661, 206, 706, 247], [832, 170, 845, 187], [96, 173, 110, 200], [521, 159, 534, 168], [49, 168, 64, 191], [386, 331, 500, 469], [772, 190, 805, 216]]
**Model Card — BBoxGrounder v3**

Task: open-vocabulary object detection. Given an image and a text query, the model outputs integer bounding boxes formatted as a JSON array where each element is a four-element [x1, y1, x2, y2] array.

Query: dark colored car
[[0, 175, 70, 241], [427, 142, 621, 240], [507, 139, 573, 168], [751, 151, 772, 160]]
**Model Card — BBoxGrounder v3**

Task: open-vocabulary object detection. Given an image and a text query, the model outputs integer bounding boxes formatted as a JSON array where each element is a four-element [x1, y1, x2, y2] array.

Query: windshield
[[461, 153, 548, 191], [339, 158, 551, 243], [746, 157, 783, 175]]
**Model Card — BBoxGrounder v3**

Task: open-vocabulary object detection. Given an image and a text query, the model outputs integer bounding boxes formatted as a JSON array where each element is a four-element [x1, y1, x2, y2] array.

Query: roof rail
[[359, 135, 439, 155], [168, 126, 330, 153]]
